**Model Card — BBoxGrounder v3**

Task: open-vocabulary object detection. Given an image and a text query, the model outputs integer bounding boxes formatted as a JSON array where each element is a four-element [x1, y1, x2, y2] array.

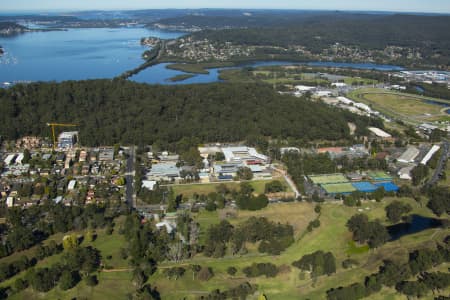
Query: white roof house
[[295, 85, 316, 92], [53, 196, 63, 204], [142, 180, 157, 191], [156, 221, 176, 234], [280, 147, 300, 155], [6, 197, 14, 207], [398, 166, 415, 180], [368, 127, 392, 138], [15, 153, 24, 165], [419, 123, 439, 133], [315, 91, 333, 97], [67, 180, 77, 191], [354, 102, 372, 113], [332, 82, 347, 87], [398, 146, 420, 164], [421, 145, 440, 165], [337, 96, 354, 105], [4, 154, 16, 165]]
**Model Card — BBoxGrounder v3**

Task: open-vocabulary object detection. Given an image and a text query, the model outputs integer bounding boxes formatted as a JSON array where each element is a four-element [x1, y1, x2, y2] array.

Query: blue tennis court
[[352, 181, 379, 193], [374, 181, 399, 192]]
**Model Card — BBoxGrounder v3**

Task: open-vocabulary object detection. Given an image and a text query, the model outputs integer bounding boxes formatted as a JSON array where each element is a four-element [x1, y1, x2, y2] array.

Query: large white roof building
[[420, 145, 440, 165], [368, 127, 392, 138], [398, 146, 420, 163], [221, 146, 268, 163]]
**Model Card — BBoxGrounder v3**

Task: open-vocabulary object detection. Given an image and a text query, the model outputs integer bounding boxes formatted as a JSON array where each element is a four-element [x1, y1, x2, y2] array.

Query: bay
[[0, 27, 183, 82]]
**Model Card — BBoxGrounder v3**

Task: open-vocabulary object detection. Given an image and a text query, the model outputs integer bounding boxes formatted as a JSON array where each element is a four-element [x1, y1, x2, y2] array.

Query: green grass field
[[322, 183, 357, 194]]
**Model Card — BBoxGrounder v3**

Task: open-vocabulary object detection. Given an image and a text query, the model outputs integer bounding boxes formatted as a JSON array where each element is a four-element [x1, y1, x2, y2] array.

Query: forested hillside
[[0, 80, 378, 146], [191, 14, 450, 51]]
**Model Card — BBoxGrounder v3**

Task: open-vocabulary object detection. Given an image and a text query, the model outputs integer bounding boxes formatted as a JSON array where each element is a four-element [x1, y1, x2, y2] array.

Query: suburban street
[[125, 145, 136, 209], [428, 140, 449, 186]]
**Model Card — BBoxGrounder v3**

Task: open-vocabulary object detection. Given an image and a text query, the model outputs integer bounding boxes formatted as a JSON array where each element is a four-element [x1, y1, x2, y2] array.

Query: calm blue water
[[387, 215, 442, 241], [0, 27, 183, 82]]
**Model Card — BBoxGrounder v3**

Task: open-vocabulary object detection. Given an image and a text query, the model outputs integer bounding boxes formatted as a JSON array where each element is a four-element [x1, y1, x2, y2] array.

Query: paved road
[[428, 140, 449, 186], [271, 165, 301, 199], [125, 145, 135, 209]]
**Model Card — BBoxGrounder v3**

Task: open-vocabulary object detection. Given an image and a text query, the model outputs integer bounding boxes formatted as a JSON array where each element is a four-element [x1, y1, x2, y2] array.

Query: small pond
[[387, 214, 443, 241]]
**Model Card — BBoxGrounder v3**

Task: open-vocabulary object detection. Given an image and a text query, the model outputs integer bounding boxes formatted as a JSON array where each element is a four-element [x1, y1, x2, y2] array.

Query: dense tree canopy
[[0, 81, 374, 146]]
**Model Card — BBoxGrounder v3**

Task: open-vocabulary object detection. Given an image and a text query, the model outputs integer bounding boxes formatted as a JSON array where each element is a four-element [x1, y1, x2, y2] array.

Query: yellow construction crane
[[46, 123, 78, 149]]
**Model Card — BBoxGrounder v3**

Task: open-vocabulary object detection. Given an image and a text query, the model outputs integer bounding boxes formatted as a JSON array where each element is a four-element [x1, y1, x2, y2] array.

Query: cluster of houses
[[0, 132, 125, 208]]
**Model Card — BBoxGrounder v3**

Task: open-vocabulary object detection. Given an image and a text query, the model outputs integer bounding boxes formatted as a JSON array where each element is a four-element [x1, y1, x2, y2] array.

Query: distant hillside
[[162, 13, 450, 68], [190, 14, 450, 51], [149, 11, 379, 30]]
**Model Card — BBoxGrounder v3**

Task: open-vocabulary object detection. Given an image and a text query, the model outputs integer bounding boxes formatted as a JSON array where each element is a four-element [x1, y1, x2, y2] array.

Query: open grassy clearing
[[348, 88, 450, 125], [364, 94, 442, 116]]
